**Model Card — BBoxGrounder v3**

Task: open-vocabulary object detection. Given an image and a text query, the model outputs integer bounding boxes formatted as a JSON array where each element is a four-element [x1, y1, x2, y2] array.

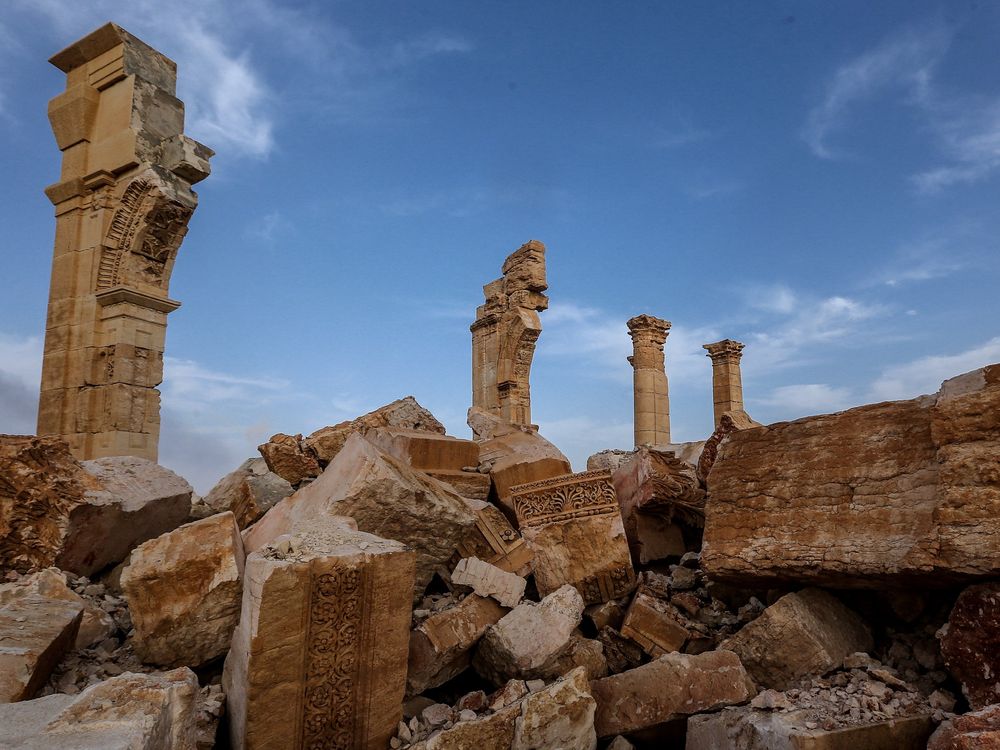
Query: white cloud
[[0, 333, 42, 434], [868, 337, 1000, 401], [744, 283, 798, 314], [534, 415, 633, 473], [912, 96, 1000, 193], [871, 233, 970, 287], [753, 383, 855, 415]]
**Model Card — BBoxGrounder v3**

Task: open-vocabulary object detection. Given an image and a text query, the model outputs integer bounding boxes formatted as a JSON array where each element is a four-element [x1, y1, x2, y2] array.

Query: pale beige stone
[[245, 433, 476, 598], [703, 364, 1000, 587], [38, 23, 212, 462], [476, 418, 572, 513], [452, 557, 526, 608], [0, 668, 199, 749], [0, 570, 84, 702], [720, 588, 873, 690], [121, 511, 244, 668], [203, 457, 292, 528], [407, 594, 508, 696], [620, 590, 690, 657], [703, 339, 751, 427], [512, 666, 597, 750], [224, 519, 415, 750], [512, 471, 636, 604], [474, 584, 584, 684], [590, 650, 755, 738], [627, 314, 672, 446], [454, 498, 533, 577]]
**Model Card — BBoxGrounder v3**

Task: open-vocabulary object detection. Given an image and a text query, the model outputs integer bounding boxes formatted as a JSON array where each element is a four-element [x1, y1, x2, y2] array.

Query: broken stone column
[[626, 314, 671, 446], [38, 23, 212, 461], [511, 470, 635, 604], [703, 339, 748, 426], [224, 519, 415, 750], [470, 240, 548, 436]]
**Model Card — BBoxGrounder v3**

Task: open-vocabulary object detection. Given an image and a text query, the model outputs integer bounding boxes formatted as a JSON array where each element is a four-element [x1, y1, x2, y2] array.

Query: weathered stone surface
[[452, 557, 525, 607], [590, 650, 754, 737], [703, 365, 1000, 587], [687, 707, 933, 749], [367, 428, 479, 471], [121, 511, 244, 668], [413, 705, 521, 749], [928, 704, 1000, 749], [0, 570, 83, 702], [586, 449, 636, 473], [938, 583, 1000, 709], [245, 433, 476, 597], [513, 471, 635, 604], [620, 589, 691, 657], [612, 447, 704, 564], [538, 635, 609, 681], [0, 667, 199, 749], [224, 519, 415, 750], [203, 457, 292, 528], [697, 409, 759, 485], [512, 666, 597, 750], [303, 396, 446, 465], [598, 627, 646, 674], [627, 314, 672, 446], [474, 584, 584, 684], [407, 594, 508, 696], [257, 433, 321, 486], [453, 498, 533, 577], [720, 588, 873, 690], [431, 470, 492, 501]]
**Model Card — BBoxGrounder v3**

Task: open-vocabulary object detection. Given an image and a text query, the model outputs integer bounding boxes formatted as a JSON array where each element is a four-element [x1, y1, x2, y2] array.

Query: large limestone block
[[245, 433, 476, 596], [475, 419, 572, 514], [0, 570, 84, 702], [512, 666, 597, 750], [590, 650, 755, 737], [938, 582, 1000, 709], [366, 428, 479, 471], [620, 589, 691, 657], [703, 365, 1000, 587], [473, 584, 584, 684], [0, 668, 199, 749], [203, 458, 292, 528], [408, 594, 508, 695], [687, 707, 933, 750], [928, 704, 1000, 749], [224, 520, 415, 750], [121, 511, 244, 668], [257, 433, 321, 486], [720, 588, 872, 690], [513, 471, 636, 604], [452, 556, 525, 607]]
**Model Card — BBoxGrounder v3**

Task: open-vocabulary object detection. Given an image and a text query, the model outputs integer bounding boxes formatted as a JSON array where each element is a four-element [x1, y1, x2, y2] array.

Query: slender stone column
[[37, 23, 212, 461], [627, 315, 671, 447], [703, 339, 746, 426]]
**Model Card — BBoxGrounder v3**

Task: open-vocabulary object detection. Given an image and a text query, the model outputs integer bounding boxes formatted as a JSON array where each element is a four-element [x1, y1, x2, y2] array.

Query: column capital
[[703, 339, 745, 361], [627, 314, 671, 342]]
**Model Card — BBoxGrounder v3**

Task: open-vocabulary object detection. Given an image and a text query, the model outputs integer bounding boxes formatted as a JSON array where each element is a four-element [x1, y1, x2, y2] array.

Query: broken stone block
[[590, 650, 755, 737], [203, 457, 292, 528], [620, 589, 690, 657], [703, 365, 1000, 587], [0, 668, 199, 748], [454, 498, 533, 576], [598, 627, 646, 674], [0, 569, 84, 702], [938, 582, 1000, 709], [224, 519, 415, 750], [611, 446, 705, 564], [245, 432, 476, 597], [607, 736, 635, 750], [585, 600, 626, 632], [303, 396, 447, 465], [687, 707, 933, 749], [538, 635, 609, 681], [586, 449, 636, 473], [512, 666, 597, 750], [474, 584, 585, 684], [367, 427, 479, 472], [257, 432, 321, 486], [121, 511, 244, 668], [0, 437, 190, 576], [720, 588, 872, 690], [407, 594, 508, 696], [452, 557, 526, 607], [928, 703, 1000, 749], [512, 470, 636, 604], [475, 418, 572, 514]]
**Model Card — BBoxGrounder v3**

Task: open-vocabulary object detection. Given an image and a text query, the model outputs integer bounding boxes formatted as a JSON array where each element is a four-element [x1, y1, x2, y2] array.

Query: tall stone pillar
[[627, 315, 671, 447], [37, 23, 212, 461], [469, 240, 548, 439], [703, 339, 746, 426]]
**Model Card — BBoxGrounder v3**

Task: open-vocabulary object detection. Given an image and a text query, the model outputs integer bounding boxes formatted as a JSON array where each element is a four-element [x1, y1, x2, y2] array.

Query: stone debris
[[202, 457, 292, 528], [589, 649, 755, 737], [512, 470, 636, 604], [256, 432, 321, 486], [0, 668, 199, 749], [451, 556, 526, 608], [453, 498, 533, 577], [121, 511, 245, 668], [0, 569, 84, 702], [245, 432, 476, 597], [938, 582, 1000, 709], [224, 519, 415, 749]]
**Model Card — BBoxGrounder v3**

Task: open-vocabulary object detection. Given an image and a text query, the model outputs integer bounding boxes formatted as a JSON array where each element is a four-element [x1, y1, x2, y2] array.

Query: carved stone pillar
[[37, 23, 212, 461], [703, 339, 746, 426], [627, 315, 671, 447], [469, 240, 548, 438]]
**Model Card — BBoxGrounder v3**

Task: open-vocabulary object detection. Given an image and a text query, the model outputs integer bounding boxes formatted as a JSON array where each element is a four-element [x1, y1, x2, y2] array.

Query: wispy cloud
[[868, 336, 1000, 401], [753, 383, 855, 416], [868, 232, 971, 287], [912, 96, 1000, 192]]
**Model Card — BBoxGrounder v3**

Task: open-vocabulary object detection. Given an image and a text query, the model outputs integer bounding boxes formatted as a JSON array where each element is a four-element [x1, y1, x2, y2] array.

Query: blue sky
[[1, 1, 999, 492]]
